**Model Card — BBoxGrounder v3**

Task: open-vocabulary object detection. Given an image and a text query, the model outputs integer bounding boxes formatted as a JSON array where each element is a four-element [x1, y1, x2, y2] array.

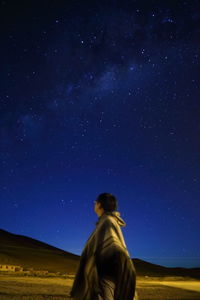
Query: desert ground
[[0, 274, 200, 300]]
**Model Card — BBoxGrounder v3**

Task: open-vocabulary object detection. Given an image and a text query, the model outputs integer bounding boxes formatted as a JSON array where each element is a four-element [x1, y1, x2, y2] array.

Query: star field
[[0, 0, 200, 268]]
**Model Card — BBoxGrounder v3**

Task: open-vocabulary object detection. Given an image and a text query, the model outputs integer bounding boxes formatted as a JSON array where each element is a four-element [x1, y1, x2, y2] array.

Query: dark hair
[[96, 193, 118, 212]]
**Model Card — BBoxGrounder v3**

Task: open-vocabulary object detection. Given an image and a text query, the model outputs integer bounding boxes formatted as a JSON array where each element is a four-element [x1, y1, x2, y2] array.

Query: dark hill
[[0, 228, 200, 278], [0, 228, 79, 273], [133, 258, 200, 279]]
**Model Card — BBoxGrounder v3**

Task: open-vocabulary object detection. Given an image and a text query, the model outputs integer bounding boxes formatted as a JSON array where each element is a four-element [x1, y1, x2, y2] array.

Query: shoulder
[[99, 215, 119, 231]]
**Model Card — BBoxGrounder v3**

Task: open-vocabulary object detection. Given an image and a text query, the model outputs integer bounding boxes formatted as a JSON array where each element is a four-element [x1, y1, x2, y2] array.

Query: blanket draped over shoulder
[[70, 211, 137, 300]]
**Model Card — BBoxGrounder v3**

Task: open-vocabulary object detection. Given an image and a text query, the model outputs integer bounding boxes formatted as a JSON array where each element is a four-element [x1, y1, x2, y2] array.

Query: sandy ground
[[0, 275, 73, 299], [0, 274, 200, 299], [145, 280, 200, 292]]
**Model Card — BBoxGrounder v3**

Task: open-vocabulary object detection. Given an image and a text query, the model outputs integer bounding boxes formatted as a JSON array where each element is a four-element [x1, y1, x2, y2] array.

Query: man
[[70, 193, 138, 300]]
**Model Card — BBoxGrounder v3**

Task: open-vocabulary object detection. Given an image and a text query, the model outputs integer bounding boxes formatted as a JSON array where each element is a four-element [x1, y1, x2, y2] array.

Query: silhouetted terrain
[[133, 258, 200, 279], [0, 228, 200, 279], [0, 228, 79, 273]]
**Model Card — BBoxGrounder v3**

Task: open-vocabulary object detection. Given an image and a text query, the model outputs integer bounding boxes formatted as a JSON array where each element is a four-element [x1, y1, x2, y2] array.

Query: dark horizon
[[1, 227, 199, 271], [1, 0, 200, 269]]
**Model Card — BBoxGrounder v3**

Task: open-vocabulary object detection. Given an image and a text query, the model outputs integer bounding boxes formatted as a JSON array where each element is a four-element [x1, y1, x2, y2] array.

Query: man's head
[[94, 193, 118, 217]]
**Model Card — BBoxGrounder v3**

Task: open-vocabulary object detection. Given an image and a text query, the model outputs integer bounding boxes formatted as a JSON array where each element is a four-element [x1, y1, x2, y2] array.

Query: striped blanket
[[70, 211, 138, 300]]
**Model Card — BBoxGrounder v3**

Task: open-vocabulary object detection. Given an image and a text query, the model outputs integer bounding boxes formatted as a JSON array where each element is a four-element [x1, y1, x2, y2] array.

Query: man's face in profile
[[94, 200, 104, 216]]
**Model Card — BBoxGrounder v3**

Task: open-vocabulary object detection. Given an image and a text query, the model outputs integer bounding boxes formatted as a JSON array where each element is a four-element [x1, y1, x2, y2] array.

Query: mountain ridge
[[0, 228, 200, 278]]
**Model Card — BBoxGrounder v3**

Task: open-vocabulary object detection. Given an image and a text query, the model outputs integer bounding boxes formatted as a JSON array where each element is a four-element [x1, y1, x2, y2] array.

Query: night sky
[[1, 0, 200, 268]]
